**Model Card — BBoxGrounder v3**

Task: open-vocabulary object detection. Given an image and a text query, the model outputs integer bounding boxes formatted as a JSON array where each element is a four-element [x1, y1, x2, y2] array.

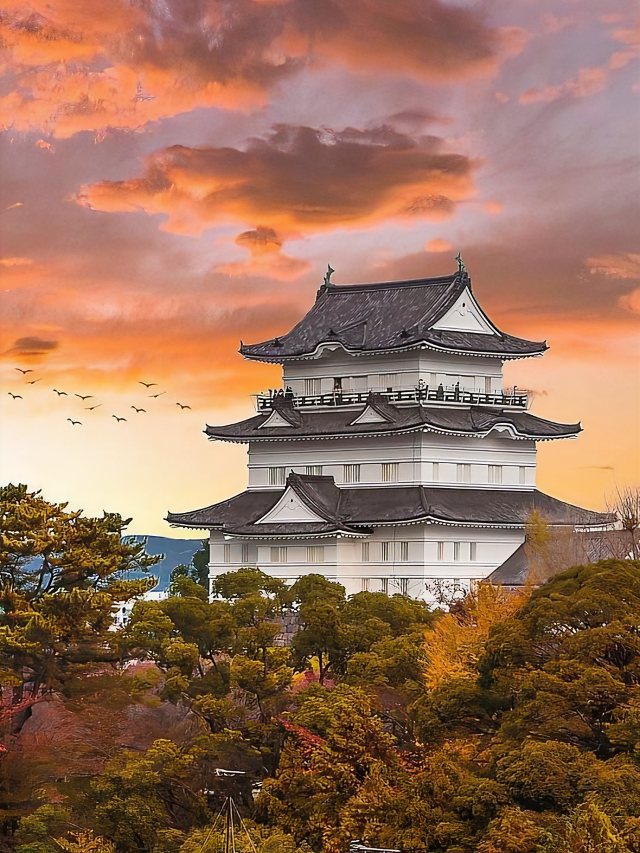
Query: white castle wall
[[281, 350, 504, 395], [209, 524, 524, 599], [246, 433, 537, 490]]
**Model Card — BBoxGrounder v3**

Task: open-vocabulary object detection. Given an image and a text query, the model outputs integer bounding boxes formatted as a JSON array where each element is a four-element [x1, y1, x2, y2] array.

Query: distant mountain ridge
[[129, 535, 205, 591]]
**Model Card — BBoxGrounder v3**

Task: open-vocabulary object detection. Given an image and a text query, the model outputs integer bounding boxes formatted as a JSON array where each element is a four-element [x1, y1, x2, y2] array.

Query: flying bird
[[53, 389, 68, 396], [8, 392, 22, 399], [15, 368, 33, 374], [176, 403, 191, 410], [149, 391, 165, 398], [112, 415, 127, 422], [67, 419, 82, 426], [131, 406, 146, 413], [139, 381, 157, 388], [75, 394, 93, 401], [26, 378, 42, 385], [85, 404, 102, 410]]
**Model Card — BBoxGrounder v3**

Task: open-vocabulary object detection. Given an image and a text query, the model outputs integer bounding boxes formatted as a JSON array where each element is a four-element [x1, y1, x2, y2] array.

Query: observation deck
[[255, 385, 529, 413]]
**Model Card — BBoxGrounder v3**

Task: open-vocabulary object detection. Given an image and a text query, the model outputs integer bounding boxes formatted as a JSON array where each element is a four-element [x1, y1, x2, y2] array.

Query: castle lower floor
[[208, 524, 525, 599]]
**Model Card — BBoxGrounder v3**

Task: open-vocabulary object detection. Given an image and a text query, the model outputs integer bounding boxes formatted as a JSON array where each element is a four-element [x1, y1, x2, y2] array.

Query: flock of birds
[[7, 369, 192, 426]]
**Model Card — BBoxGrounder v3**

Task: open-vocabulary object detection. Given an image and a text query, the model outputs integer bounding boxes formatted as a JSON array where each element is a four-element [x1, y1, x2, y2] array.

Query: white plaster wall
[[281, 350, 504, 395], [246, 433, 537, 489], [208, 524, 524, 599]]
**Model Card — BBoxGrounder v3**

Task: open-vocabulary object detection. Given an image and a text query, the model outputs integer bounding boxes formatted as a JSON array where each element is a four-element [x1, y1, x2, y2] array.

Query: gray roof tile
[[240, 271, 547, 361]]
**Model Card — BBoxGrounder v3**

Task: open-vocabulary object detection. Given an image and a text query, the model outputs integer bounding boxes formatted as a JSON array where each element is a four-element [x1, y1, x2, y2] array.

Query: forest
[[2, 483, 640, 853]]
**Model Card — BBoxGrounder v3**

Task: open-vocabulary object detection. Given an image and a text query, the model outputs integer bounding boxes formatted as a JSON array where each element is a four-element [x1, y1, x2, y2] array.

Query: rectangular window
[[306, 465, 322, 476], [432, 462, 440, 482], [381, 577, 389, 595], [304, 379, 320, 396], [470, 542, 477, 561], [381, 542, 391, 561], [399, 578, 409, 596], [361, 577, 370, 592], [453, 542, 461, 561], [519, 466, 527, 485], [361, 542, 370, 562], [437, 541, 445, 561], [344, 464, 361, 484], [399, 541, 409, 561], [223, 544, 231, 563], [457, 464, 471, 484], [379, 373, 399, 390], [488, 465, 503, 484], [241, 543, 250, 564], [381, 462, 399, 483], [485, 376, 493, 394], [268, 466, 286, 486], [353, 375, 368, 392], [333, 377, 343, 392], [306, 546, 325, 563], [270, 546, 288, 563]]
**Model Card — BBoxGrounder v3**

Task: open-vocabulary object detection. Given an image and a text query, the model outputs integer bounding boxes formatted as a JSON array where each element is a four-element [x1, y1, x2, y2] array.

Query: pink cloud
[[425, 238, 453, 253], [520, 67, 607, 103]]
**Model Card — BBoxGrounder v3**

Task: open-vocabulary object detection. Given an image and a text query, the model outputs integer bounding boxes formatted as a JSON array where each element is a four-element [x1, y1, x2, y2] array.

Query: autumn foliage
[[2, 484, 640, 852]]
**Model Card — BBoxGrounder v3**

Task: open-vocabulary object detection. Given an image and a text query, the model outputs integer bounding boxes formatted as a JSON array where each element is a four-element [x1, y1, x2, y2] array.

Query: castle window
[[432, 462, 440, 481], [519, 466, 527, 485], [344, 464, 361, 484], [399, 541, 409, 561], [470, 542, 477, 561], [241, 543, 251, 563], [398, 578, 409, 596], [306, 546, 325, 563], [437, 542, 445, 561], [270, 547, 288, 563], [381, 578, 389, 595], [361, 578, 370, 592], [457, 464, 471, 484], [224, 544, 231, 563], [304, 379, 320, 396], [485, 376, 493, 394], [379, 373, 399, 390], [268, 467, 286, 486], [306, 465, 322, 476], [381, 542, 391, 561], [453, 542, 461, 561], [361, 542, 370, 562], [381, 462, 399, 482], [488, 465, 502, 484]]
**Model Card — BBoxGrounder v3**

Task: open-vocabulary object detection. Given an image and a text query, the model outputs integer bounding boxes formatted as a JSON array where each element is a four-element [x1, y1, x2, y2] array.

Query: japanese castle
[[168, 264, 609, 598]]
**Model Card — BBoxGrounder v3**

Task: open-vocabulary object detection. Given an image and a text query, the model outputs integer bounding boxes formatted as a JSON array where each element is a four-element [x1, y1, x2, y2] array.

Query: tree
[[0, 484, 159, 602]]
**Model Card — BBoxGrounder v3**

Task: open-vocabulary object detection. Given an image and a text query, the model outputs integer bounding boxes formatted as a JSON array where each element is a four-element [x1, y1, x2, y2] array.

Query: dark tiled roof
[[205, 396, 580, 442], [240, 271, 546, 361], [487, 543, 529, 586], [166, 473, 611, 534]]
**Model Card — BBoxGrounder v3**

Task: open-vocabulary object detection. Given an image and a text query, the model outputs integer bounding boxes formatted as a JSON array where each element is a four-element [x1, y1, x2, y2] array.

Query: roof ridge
[[325, 271, 461, 293]]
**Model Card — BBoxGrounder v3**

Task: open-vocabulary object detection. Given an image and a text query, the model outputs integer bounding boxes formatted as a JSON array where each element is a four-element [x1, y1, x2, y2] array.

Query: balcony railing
[[256, 386, 529, 412]]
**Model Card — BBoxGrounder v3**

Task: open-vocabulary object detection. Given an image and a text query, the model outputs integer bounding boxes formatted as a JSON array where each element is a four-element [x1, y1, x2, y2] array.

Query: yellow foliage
[[55, 830, 116, 852], [423, 582, 528, 691]]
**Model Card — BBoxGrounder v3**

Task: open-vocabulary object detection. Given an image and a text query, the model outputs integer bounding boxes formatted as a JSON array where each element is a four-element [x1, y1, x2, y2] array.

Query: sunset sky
[[1, 0, 638, 537]]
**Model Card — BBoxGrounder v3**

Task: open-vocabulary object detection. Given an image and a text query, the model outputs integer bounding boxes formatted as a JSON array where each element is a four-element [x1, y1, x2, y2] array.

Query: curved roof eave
[[240, 338, 548, 364]]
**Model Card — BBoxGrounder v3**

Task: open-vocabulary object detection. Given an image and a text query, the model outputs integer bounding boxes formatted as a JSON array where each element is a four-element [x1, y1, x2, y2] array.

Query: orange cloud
[[0, 257, 34, 266], [1, 0, 525, 137], [520, 67, 607, 103], [587, 253, 640, 279], [425, 238, 453, 253], [619, 288, 640, 314], [215, 227, 311, 281], [77, 124, 477, 236]]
